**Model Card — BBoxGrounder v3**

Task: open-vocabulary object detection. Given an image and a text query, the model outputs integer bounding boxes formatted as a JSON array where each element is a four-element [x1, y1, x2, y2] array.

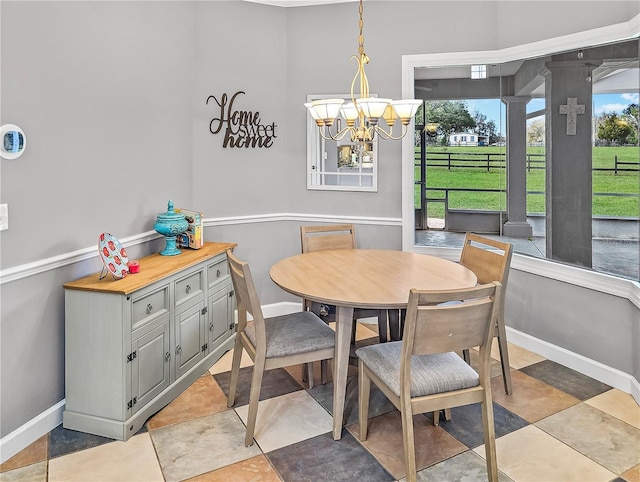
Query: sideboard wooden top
[[64, 242, 237, 295]]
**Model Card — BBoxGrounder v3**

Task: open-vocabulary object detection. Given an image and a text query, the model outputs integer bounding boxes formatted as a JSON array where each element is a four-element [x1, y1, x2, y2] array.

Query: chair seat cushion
[[356, 342, 479, 398], [245, 311, 335, 358]]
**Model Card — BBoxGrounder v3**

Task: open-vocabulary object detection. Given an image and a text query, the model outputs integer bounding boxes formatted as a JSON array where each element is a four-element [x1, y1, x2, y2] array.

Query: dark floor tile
[[48, 425, 114, 459], [307, 374, 395, 425], [267, 430, 393, 481], [519, 360, 612, 400], [213, 366, 303, 406], [437, 402, 529, 448]]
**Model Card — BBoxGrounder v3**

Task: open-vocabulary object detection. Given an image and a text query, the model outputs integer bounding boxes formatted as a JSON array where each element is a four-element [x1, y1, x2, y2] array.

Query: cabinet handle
[[185, 284, 191, 294], [229, 290, 234, 298], [165, 352, 171, 362], [146, 303, 153, 314], [175, 345, 182, 355], [216, 269, 221, 278]]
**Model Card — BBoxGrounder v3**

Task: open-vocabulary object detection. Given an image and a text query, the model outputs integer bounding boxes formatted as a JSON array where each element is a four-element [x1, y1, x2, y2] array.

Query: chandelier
[[304, 0, 421, 145]]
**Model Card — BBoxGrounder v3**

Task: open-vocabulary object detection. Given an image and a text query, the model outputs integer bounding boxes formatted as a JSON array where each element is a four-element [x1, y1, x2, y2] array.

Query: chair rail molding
[[1, 213, 639, 309]]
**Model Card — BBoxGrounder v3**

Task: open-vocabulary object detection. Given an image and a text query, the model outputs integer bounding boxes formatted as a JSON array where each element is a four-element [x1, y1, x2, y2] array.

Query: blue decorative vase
[[154, 200, 189, 256]]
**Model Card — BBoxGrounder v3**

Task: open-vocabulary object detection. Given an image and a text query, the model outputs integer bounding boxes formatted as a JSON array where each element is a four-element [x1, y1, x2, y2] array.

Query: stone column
[[502, 96, 533, 237], [544, 61, 593, 267]]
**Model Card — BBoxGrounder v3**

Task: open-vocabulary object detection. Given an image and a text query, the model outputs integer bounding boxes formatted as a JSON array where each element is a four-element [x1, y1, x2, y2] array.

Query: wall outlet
[[0, 204, 8, 231]]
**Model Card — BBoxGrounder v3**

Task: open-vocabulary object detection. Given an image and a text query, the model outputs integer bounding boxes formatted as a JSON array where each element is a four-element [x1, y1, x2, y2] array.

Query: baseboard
[[506, 327, 640, 405], [0, 399, 65, 464]]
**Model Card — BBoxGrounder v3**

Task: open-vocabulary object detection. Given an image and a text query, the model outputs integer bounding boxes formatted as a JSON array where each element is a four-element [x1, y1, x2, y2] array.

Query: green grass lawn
[[415, 146, 639, 217]]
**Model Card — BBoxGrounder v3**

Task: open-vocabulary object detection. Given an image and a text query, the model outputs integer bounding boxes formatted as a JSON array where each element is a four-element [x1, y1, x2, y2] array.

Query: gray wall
[[1, 0, 638, 441]]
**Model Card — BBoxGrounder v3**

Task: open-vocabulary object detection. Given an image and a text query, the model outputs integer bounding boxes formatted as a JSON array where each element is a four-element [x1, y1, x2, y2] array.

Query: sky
[[465, 92, 639, 135]]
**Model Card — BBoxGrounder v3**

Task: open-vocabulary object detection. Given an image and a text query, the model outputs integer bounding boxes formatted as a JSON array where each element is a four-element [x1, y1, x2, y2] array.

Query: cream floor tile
[[354, 322, 379, 340], [585, 388, 640, 429], [536, 402, 640, 474], [151, 410, 261, 482], [477, 425, 616, 482], [0, 461, 47, 482], [491, 341, 545, 369], [328, 321, 378, 341], [47, 433, 163, 482], [209, 348, 253, 375], [235, 390, 333, 452]]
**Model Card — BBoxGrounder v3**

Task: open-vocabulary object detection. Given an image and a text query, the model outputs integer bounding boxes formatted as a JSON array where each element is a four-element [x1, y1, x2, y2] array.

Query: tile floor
[[1, 323, 639, 482]]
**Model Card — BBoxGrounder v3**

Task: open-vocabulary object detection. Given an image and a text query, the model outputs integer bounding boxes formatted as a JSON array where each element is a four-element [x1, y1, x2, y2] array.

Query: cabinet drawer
[[175, 270, 204, 310], [208, 258, 229, 289], [132, 286, 169, 331]]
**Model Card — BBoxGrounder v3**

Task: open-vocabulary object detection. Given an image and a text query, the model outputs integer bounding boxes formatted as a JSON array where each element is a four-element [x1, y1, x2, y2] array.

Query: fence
[[416, 152, 639, 174]]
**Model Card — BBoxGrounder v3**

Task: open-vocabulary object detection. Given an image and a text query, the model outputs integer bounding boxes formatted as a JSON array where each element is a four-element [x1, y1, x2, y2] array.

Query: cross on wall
[[559, 97, 585, 135]]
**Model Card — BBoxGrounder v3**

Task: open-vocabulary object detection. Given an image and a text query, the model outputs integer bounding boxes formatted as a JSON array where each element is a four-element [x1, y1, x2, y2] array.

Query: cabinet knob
[[146, 303, 153, 314], [216, 269, 221, 278], [165, 352, 171, 362], [185, 284, 191, 294], [175, 345, 182, 355], [209, 321, 213, 330]]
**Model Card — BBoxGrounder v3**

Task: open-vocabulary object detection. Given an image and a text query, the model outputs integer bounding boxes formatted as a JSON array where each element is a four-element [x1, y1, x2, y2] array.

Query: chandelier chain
[[304, 0, 420, 145]]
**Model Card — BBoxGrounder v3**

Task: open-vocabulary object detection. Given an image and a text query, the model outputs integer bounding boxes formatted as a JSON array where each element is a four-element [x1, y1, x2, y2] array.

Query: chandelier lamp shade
[[305, 0, 421, 144]]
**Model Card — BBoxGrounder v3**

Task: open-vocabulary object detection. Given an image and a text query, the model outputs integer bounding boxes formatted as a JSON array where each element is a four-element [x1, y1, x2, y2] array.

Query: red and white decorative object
[[98, 232, 129, 279]]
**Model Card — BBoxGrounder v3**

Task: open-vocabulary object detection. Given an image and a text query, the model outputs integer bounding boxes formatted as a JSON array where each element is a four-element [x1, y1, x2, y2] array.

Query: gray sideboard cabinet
[[63, 242, 237, 441]]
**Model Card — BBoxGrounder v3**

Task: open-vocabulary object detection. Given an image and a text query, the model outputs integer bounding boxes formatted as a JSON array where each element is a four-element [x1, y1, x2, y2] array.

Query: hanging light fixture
[[305, 0, 421, 145]]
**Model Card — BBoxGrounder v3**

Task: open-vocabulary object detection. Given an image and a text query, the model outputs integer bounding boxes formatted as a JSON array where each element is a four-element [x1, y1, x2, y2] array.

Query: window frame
[[400, 16, 640, 283]]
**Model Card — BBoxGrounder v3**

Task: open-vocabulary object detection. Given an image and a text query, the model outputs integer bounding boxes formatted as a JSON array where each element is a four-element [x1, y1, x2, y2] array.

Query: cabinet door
[[131, 321, 171, 415], [208, 284, 234, 353], [175, 302, 206, 378]]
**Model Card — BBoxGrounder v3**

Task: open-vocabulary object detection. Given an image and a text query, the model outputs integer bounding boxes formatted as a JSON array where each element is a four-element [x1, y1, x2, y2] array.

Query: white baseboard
[[0, 399, 65, 464], [4, 305, 638, 465], [506, 327, 640, 405]]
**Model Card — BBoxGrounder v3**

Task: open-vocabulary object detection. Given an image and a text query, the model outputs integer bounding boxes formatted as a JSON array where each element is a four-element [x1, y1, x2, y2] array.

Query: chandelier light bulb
[[304, 0, 420, 144]]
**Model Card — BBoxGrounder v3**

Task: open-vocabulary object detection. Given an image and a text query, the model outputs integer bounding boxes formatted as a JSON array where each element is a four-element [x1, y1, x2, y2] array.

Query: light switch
[[0, 204, 8, 231]]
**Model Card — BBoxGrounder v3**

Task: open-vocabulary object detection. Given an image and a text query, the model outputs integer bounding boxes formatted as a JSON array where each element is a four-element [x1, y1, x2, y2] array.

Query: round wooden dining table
[[269, 249, 477, 440]]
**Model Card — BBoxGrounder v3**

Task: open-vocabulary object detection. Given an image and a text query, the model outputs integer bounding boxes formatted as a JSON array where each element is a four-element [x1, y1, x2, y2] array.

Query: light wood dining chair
[[300, 224, 388, 342], [357, 283, 501, 482], [225, 249, 336, 446], [460, 232, 514, 395]]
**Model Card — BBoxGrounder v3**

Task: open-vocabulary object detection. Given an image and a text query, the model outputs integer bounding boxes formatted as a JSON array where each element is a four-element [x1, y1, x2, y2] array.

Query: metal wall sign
[[206, 91, 278, 148]]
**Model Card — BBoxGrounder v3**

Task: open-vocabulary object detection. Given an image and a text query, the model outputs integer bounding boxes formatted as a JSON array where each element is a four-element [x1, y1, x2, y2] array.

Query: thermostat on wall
[[1, 124, 26, 159]]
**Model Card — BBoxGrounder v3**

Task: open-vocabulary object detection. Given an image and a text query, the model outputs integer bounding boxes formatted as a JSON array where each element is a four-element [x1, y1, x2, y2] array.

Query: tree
[[597, 112, 633, 145], [424, 100, 476, 142], [471, 110, 500, 144], [527, 119, 545, 145], [621, 103, 638, 145]]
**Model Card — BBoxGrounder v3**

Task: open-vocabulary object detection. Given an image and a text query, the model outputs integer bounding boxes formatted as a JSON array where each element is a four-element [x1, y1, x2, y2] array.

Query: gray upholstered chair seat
[[356, 342, 479, 398], [245, 311, 336, 358]]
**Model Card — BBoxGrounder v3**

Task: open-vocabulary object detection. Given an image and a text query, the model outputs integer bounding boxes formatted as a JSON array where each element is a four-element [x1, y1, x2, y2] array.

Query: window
[[471, 64, 487, 79], [404, 35, 639, 282], [307, 94, 378, 192]]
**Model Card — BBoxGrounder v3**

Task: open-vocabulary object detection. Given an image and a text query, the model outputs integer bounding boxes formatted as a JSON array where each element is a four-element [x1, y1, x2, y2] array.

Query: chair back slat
[[301, 224, 356, 253], [412, 299, 495, 355], [402, 283, 500, 360], [460, 232, 512, 286], [226, 249, 265, 342]]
